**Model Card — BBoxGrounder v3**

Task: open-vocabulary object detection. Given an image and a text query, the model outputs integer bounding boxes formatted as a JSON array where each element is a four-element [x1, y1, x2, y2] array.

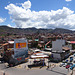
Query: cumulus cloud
[[0, 18, 6, 23], [65, 0, 72, 2], [7, 24, 12, 27], [5, 0, 75, 30], [22, 0, 31, 9], [7, 24, 16, 28]]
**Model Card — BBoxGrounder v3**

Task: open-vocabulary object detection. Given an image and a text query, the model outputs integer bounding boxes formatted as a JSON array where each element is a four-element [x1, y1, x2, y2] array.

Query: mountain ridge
[[0, 25, 74, 36]]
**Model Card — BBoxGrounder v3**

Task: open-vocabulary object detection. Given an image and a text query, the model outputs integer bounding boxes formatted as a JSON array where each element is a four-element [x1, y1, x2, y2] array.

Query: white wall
[[62, 39, 65, 46], [52, 39, 62, 52], [53, 53, 61, 60]]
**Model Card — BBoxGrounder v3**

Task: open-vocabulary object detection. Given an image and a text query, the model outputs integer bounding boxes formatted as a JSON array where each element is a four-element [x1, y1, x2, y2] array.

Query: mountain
[[0, 26, 74, 36], [51, 28, 74, 34]]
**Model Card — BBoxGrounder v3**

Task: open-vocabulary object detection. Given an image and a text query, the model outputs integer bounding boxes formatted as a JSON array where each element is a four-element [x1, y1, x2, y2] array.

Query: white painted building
[[52, 39, 69, 61], [52, 39, 65, 52], [52, 53, 61, 60]]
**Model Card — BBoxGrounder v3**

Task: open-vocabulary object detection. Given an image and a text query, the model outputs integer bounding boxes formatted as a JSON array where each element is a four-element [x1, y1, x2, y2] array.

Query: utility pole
[[71, 69, 73, 75]]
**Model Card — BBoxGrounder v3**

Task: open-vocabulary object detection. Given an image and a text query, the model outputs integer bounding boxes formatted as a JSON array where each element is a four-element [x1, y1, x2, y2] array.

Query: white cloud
[[22, 0, 31, 9], [65, 0, 72, 2], [7, 24, 12, 27], [0, 18, 6, 23], [5, 0, 75, 30], [7, 24, 16, 28]]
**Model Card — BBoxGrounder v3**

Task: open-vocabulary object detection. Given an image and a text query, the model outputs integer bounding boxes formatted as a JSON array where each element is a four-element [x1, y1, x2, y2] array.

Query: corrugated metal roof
[[70, 41, 75, 44], [67, 41, 75, 44]]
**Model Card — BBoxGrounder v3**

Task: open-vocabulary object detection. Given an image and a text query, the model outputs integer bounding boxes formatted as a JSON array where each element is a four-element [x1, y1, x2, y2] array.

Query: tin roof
[[62, 47, 70, 51], [70, 41, 75, 44], [67, 41, 75, 44]]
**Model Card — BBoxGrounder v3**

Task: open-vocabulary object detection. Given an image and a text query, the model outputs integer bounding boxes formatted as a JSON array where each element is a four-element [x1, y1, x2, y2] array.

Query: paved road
[[0, 62, 7, 70], [4, 66, 69, 75], [0, 62, 70, 75]]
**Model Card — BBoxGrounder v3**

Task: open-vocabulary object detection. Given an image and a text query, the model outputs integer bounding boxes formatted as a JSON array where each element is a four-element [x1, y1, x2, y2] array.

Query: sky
[[0, 0, 75, 30]]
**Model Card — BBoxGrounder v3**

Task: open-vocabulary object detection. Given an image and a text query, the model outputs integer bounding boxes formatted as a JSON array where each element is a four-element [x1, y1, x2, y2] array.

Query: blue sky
[[0, 0, 75, 30]]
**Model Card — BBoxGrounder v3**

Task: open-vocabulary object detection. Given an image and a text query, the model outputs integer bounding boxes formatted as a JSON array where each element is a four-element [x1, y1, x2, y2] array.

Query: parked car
[[67, 63, 73, 67], [70, 64, 75, 70], [70, 58, 73, 62], [62, 60, 68, 63], [70, 65, 74, 70], [70, 56, 73, 62], [63, 63, 67, 67], [59, 63, 65, 67], [66, 65, 70, 69], [65, 60, 68, 63]]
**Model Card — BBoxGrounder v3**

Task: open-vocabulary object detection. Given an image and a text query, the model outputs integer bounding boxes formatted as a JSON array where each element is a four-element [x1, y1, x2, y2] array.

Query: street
[[0, 63, 69, 75]]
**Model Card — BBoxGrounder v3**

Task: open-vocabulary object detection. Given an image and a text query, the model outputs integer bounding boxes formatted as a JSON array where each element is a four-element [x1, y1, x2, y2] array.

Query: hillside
[[51, 28, 73, 34], [0, 26, 74, 36]]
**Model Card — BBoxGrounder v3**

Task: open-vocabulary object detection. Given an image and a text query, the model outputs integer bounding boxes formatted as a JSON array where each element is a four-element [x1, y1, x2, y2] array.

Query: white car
[[59, 63, 65, 67], [63, 63, 67, 67]]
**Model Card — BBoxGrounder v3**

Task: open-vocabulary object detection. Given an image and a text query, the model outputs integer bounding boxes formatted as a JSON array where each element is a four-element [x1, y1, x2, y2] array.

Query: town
[[0, 0, 75, 75], [0, 29, 75, 75]]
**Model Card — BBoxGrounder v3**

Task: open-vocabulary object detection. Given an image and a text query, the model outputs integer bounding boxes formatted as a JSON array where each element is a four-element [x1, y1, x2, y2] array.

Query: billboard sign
[[13, 38, 28, 58], [16, 43, 26, 49]]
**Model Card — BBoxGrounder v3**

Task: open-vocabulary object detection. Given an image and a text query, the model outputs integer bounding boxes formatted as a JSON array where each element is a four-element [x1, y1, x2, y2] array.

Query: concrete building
[[67, 41, 75, 50], [2, 38, 28, 66], [52, 39, 70, 61], [52, 39, 63, 52]]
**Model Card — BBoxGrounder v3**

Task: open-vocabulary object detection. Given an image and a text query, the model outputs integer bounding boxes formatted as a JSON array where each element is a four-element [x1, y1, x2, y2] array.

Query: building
[[67, 41, 75, 50], [2, 38, 28, 66], [52, 39, 70, 61]]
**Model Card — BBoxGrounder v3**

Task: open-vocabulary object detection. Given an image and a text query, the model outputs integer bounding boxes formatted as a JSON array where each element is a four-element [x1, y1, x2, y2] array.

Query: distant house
[[2, 41, 14, 51], [67, 41, 75, 50]]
